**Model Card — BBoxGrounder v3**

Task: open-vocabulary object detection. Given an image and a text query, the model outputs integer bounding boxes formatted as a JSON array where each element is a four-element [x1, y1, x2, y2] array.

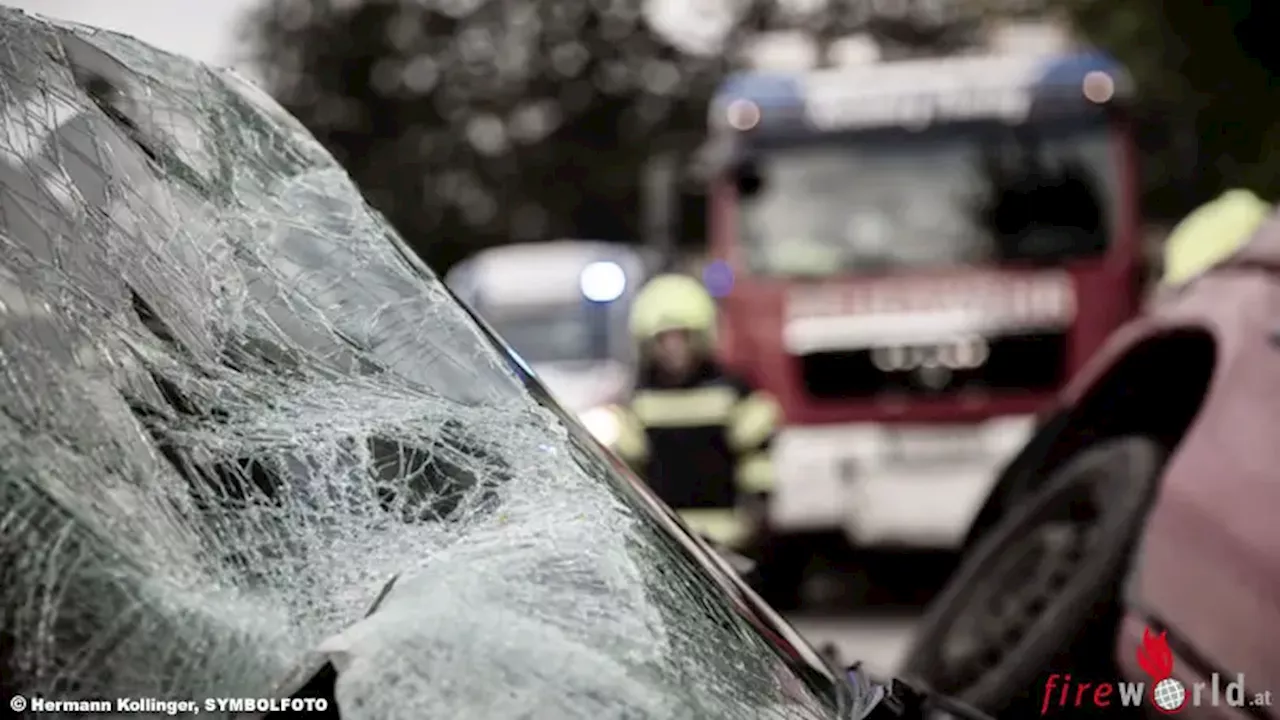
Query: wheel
[[900, 436, 1164, 717]]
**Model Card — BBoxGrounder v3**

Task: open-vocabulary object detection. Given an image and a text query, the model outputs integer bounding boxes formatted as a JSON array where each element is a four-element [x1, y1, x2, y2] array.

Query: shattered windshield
[[0, 8, 859, 720], [739, 119, 1117, 277]]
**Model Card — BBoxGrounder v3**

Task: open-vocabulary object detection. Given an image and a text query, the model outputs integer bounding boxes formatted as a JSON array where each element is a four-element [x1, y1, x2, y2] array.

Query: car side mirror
[[733, 159, 764, 198]]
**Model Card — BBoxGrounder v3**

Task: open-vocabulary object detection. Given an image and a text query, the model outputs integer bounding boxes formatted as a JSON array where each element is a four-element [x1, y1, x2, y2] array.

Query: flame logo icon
[[1137, 628, 1188, 713]]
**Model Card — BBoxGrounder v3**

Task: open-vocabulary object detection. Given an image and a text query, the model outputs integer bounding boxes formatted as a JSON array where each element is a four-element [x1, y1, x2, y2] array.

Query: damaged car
[[0, 8, 991, 720], [900, 189, 1280, 718]]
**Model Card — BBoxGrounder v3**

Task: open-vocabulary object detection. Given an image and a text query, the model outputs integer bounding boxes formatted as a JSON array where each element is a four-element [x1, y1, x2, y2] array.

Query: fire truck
[[702, 25, 1143, 552]]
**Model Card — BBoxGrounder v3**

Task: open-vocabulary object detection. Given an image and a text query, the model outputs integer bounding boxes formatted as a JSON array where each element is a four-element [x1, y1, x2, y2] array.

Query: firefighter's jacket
[[609, 360, 779, 548]]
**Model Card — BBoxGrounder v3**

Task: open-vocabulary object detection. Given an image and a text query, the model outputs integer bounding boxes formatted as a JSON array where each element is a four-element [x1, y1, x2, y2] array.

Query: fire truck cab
[[447, 241, 651, 415], [704, 24, 1142, 550]]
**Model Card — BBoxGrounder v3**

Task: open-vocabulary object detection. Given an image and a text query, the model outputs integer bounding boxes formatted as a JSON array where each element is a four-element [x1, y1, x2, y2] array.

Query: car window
[[0, 10, 860, 720]]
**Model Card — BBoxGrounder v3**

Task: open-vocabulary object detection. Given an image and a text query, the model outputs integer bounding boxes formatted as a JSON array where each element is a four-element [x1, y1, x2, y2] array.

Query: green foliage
[[1058, 0, 1280, 218]]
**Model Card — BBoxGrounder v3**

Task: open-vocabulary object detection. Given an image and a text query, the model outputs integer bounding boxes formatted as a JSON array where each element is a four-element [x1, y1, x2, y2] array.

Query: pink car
[[900, 213, 1280, 718]]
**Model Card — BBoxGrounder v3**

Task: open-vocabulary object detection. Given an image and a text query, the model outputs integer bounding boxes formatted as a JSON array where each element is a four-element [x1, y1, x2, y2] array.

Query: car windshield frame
[[735, 115, 1120, 278]]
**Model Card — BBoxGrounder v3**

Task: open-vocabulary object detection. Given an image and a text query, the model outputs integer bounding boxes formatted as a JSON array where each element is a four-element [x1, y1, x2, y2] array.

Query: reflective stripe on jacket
[[610, 361, 779, 546]]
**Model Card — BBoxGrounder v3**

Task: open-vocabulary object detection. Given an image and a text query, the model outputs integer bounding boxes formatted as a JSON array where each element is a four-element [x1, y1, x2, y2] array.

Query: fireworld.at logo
[[1137, 627, 1190, 712], [1040, 628, 1273, 714]]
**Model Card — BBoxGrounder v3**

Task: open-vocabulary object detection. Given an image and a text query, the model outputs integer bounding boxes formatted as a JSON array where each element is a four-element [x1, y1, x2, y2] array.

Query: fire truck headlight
[[579, 406, 622, 447], [580, 261, 627, 303]]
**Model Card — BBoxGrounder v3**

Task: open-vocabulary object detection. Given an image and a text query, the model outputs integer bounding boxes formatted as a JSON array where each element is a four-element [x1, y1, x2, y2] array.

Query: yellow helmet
[[629, 273, 717, 342], [1163, 189, 1271, 286]]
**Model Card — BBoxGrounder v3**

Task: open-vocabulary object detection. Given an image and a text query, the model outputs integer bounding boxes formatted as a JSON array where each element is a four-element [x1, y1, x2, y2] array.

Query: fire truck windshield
[[737, 117, 1118, 277]]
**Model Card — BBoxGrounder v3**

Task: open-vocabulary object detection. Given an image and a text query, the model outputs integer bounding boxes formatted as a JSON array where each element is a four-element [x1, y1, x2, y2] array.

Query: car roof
[[449, 240, 648, 306]]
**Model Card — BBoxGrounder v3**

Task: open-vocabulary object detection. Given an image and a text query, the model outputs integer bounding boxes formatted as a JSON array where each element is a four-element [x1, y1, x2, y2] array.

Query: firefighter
[[1162, 188, 1271, 287], [606, 273, 803, 606]]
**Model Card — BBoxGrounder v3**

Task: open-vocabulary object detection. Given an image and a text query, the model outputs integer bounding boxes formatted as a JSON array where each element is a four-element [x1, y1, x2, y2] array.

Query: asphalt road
[[782, 549, 961, 675]]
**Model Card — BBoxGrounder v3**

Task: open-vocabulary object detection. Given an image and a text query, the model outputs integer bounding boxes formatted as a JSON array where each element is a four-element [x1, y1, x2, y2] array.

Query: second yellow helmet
[[1163, 189, 1271, 286]]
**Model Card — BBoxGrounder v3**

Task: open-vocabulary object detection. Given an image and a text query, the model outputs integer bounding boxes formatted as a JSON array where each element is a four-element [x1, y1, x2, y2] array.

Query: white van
[[446, 241, 652, 414]]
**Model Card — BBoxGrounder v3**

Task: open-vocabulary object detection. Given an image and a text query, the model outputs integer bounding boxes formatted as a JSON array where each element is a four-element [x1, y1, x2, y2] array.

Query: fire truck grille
[[798, 332, 1069, 400]]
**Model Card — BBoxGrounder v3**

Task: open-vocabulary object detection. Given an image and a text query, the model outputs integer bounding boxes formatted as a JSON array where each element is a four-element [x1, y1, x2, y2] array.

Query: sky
[[3, 0, 265, 78]]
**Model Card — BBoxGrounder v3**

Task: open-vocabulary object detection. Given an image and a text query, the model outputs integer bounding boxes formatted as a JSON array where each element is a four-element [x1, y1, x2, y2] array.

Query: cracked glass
[[0, 8, 874, 719]]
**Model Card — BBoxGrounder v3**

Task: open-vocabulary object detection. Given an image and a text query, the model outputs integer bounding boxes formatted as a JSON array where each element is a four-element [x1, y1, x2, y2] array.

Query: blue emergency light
[[580, 261, 627, 302], [702, 260, 735, 298]]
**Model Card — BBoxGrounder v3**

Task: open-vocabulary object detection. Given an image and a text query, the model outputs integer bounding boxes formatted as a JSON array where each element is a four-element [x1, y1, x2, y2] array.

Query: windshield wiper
[[824, 651, 994, 720], [847, 663, 994, 720], [246, 575, 401, 719]]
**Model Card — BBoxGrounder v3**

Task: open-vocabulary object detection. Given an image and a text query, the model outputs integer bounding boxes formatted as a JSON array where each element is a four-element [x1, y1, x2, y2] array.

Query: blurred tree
[[1049, 0, 1280, 219]]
